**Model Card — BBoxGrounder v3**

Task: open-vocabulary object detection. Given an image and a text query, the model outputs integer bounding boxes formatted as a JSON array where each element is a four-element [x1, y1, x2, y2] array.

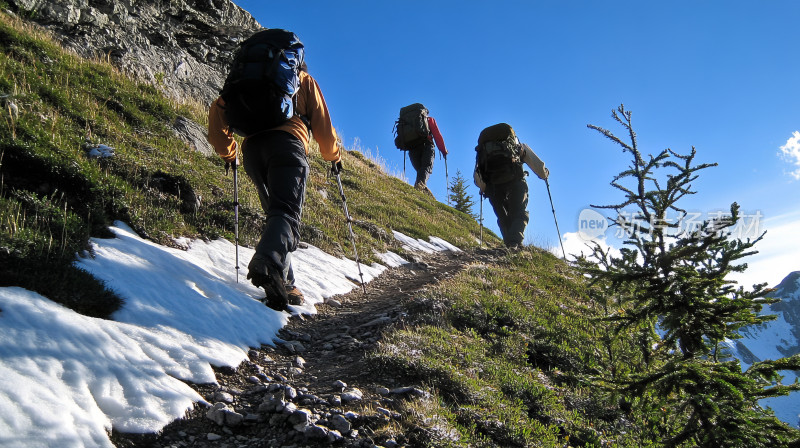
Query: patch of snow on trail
[[0, 222, 460, 447]]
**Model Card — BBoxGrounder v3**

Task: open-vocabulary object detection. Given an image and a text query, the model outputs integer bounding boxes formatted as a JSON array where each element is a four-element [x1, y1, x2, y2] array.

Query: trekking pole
[[545, 179, 567, 260], [444, 155, 450, 205], [403, 151, 406, 180], [333, 165, 367, 294], [479, 193, 484, 247], [232, 161, 240, 282]]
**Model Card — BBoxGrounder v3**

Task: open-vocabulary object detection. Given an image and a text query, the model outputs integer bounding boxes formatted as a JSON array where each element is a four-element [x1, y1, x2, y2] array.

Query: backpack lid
[[478, 123, 516, 146], [399, 103, 428, 116], [240, 29, 304, 54]]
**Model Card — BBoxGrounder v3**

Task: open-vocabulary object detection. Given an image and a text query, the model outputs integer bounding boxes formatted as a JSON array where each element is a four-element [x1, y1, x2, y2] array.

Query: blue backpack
[[220, 29, 304, 137]]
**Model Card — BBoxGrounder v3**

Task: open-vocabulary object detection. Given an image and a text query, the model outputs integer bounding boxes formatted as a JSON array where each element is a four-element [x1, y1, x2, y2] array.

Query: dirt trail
[[112, 248, 499, 448]]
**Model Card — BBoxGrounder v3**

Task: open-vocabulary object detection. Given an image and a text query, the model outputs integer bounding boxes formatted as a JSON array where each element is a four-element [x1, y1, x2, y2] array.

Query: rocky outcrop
[[6, 0, 262, 105]]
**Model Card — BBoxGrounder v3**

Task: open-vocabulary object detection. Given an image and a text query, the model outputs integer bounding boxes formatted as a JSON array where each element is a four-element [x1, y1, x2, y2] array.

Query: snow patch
[[0, 222, 460, 446]]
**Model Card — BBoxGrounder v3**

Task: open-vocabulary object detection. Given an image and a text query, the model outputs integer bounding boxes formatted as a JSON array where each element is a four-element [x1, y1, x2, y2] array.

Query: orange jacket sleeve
[[274, 72, 341, 162], [207, 97, 238, 163], [427, 116, 448, 156]]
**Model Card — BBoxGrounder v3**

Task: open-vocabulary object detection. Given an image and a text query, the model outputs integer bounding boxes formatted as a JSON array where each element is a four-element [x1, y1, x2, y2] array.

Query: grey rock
[[212, 390, 234, 403], [173, 115, 214, 157], [206, 402, 227, 426], [390, 386, 429, 398], [304, 424, 329, 440], [288, 408, 311, 426], [284, 385, 298, 400], [205, 402, 243, 427], [7, 0, 262, 105], [327, 429, 344, 443], [341, 388, 363, 403], [282, 402, 297, 414], [329, 414, 351, 433], [279, 340, 307, 354]]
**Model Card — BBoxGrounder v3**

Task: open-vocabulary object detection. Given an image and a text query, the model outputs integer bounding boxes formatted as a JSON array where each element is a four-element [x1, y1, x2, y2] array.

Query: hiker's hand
[[224, 158, 239, 175], [330, 160, 343, 176]]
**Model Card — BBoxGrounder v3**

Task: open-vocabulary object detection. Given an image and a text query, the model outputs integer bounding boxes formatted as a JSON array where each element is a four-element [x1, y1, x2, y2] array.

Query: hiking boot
[[247, 258, 289, 311], [286, 285, 305, 306], [263, 294, 290, 311], [414, 182, 434, 197]]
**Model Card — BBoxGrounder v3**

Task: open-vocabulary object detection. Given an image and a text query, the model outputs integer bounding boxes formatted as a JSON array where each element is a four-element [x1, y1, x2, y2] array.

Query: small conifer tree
[[579, 105, 800, 447], [448, 170, 476, 218]]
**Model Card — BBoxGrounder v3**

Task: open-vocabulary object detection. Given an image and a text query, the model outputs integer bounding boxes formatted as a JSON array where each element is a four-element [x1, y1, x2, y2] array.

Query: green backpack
[[476, 123, 523, 184], [394, 103, 430, 150]]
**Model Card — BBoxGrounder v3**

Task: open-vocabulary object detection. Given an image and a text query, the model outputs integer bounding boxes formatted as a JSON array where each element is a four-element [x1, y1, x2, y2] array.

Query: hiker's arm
[[427, 116, 448, 156], [207, 97, 237, 163], [303, 76, 341, 163], [521, 143, 548, 180]]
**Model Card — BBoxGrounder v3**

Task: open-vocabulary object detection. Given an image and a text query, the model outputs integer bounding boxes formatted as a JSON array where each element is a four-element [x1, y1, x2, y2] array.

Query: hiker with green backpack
[[393, 103, 448, 196], [473, 123, 549, 249], [207, 29, 342, 312]]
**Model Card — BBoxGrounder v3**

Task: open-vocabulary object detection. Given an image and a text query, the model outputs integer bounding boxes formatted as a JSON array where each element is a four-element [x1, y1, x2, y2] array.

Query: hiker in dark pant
[[407, 139, 436, 192], [483, 180, 530, 248], [394, 103, 448, 195], [242, 131, 307, 297], [474, 123, 548, 248], [208, 64, 341, 311]]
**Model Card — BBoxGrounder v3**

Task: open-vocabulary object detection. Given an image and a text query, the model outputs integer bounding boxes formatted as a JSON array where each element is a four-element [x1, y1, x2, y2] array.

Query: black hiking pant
[[407, 140, 435, 187], [242, 130, 308, 286], [486, 175, 529, 248]]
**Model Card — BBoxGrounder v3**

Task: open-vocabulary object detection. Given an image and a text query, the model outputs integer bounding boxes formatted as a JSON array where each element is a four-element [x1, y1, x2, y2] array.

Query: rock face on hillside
[[6, 0, 261, 105]]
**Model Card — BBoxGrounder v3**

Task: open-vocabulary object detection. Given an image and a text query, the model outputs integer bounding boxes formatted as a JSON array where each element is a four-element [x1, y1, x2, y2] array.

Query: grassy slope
[[0, 12, 624, 446], [12, 10, 789, 447], [0, 11, 499, 317], [371, 248, 647, 447]]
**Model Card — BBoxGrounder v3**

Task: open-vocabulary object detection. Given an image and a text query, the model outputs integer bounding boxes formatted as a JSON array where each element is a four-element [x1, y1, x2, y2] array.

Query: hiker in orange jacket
[[208, 64, 342, 311]]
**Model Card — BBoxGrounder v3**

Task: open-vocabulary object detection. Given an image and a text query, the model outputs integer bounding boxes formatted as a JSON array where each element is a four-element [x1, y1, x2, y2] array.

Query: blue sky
[[231, 0, 800, 287]]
